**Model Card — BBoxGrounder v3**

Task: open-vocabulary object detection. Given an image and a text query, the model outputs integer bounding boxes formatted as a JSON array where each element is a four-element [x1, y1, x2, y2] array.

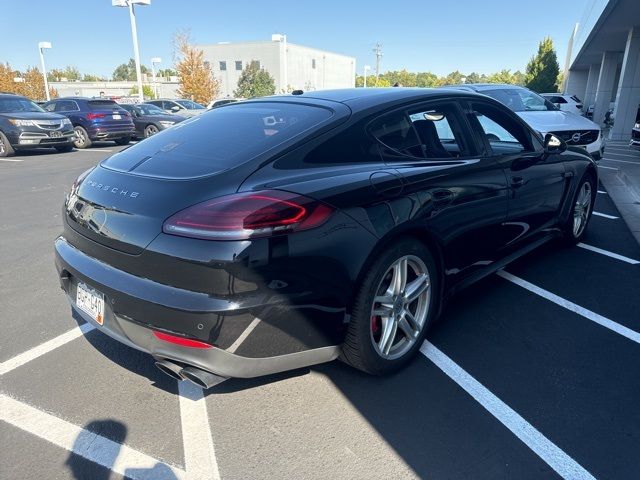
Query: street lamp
[[363, 65, 371, 88], [151, 57, 161, 99], [38, 41, 52, 101], [112, 0, 150, 103]]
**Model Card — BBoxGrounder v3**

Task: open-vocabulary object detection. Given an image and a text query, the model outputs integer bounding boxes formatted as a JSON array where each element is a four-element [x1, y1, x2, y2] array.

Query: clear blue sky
[[4, 0, 590, 78]]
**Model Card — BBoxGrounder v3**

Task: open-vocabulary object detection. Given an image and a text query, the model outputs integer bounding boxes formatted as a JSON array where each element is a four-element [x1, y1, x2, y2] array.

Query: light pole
[[151, 57, 161, 99], [363, 65, 371, 88], [38, 41, 52, 101], [112, 0, 150, 103]]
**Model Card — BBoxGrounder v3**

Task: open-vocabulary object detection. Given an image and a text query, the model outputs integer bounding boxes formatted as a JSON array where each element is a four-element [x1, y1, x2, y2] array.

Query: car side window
[[468, 102, 535, 155], [368, 111, 425, 159], [43, 102, 56, 112], [408, 103, 471, 159]]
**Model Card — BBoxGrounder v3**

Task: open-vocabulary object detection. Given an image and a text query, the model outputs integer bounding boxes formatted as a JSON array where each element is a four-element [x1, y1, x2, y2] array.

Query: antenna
[[373, 42, 383, 80]]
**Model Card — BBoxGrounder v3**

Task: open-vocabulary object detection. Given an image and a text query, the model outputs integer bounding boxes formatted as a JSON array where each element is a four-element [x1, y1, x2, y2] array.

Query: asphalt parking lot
[[1, 144, 640, 480]]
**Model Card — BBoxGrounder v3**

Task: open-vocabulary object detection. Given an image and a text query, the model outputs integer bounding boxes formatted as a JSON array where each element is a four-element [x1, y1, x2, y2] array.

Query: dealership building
[[197, 35, 356, 97], [564, 0, 640, 140]]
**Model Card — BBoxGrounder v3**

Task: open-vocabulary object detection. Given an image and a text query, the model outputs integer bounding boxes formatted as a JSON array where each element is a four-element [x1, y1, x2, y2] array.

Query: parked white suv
[[445, 84, 604, 159], [540, 93, 583, 115]]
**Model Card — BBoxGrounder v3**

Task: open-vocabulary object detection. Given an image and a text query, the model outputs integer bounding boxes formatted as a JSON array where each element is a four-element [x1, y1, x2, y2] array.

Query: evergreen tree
[[525, 37, 560, 93], [234, 60, 276, 98]]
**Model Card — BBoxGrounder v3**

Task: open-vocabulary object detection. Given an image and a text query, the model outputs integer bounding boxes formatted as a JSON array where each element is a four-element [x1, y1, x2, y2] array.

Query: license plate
[[49, 131, 62, 138], [112, 114, 121, 120], [76, 282, 105, 325]]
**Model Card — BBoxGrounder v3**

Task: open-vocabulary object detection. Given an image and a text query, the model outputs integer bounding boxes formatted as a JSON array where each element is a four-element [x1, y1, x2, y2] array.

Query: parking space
[[1, 148, 640, 479]]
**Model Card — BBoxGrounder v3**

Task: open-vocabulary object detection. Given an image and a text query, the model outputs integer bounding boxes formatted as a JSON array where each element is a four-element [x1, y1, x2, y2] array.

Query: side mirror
[[171, 105, 181, 112], [543, 133, 566, 155]]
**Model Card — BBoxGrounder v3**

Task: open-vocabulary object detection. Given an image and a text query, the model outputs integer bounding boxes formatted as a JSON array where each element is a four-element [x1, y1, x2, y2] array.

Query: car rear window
[[88, 100, 120, 110], [101, 102, 334, 179]]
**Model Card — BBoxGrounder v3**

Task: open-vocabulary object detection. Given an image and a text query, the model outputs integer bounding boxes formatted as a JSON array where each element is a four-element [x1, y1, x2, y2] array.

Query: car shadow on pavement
[[66, 420, 178, 480]]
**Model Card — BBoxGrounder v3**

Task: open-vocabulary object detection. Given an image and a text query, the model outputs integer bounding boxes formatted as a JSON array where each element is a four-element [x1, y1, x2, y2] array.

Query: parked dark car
[[146, 98, 206, 117], [630, 106, 640, 149], [119, 103, 186, 139], [55, 88, 597, 388], [43, 97, 135, 149], [0, 93, 75, 157]]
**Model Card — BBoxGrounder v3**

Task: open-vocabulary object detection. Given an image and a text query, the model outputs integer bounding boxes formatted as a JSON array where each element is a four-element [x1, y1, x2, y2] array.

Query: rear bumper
[[89, 129, 135, 140], [54, 236, 344, 378]]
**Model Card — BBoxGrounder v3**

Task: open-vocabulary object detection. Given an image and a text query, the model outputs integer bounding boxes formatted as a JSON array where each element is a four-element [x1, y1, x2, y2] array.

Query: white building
[[197, 35, 356, 98], [563, 0, 640, 140]]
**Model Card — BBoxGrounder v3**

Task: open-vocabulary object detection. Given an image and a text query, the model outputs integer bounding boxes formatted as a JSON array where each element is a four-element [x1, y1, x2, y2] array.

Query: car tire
[[55, 145, 74, 153], [144, 124, 159, 138], [340, 238, 439, 375], [0, 131, 15, 157], [560, 172, 596, 245], [114, 136, 130, 146], [73, 126, 92, 149]]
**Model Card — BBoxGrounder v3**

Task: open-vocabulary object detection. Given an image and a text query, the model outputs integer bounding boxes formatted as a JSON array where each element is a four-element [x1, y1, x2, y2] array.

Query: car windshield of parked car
[[138, 104, 165, 115], [0, 98, 44, 113], [176, 100, 205, 110], [102, 102, 334, 178], [482, 89, 559, 112]]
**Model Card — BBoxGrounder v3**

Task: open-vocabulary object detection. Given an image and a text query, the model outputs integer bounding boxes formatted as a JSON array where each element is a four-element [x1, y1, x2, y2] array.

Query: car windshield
[[176, 100, 205, 110], [0, 98, 44, 113], [139, 104, 165, 115], [102, 102, 334, 179], [482, 89, 559, 112]]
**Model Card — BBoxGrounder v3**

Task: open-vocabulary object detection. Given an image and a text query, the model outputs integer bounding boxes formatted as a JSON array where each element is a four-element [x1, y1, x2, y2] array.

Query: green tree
[[355, 75, 391, 87], [112, 58, 149, 81], [416, 72, 438, 87], [82, 74, 104, 82], [157, 68, 177, 78], [129, 84, 155, 99], [234, 60, 276, 98], [525, 37, 560, 93]]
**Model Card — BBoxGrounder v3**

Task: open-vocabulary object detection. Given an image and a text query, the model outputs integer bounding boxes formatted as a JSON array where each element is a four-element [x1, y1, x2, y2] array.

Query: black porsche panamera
[[55, 88, 597, 388]]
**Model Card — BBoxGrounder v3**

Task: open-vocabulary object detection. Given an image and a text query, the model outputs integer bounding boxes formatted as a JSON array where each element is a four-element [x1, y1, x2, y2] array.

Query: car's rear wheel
[[561, 172, 595, 244], [144, 124, 159, 138], [55, 145, 74, 153], [114, 136, 131, 146], [341, 238, 438, 375], [73, 126, 91, 149], [0, 131, 15, 157]]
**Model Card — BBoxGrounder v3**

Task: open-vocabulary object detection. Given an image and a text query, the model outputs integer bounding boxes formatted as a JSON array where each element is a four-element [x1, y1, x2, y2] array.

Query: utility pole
[[373, 42, 383, 80]]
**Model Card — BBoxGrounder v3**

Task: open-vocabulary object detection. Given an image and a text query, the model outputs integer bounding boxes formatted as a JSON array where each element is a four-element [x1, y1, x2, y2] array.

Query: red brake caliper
[[371, 316, 380, 334]]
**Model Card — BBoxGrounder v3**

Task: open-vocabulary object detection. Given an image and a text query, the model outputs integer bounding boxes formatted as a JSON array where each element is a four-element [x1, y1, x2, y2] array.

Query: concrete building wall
[[50, 80, 180, 100], [198, 39, 356, 98]]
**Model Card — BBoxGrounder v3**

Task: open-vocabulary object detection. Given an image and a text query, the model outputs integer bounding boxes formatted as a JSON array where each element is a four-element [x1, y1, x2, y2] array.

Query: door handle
[[511, 176, 525, 188], [433, 189, 454, 206]]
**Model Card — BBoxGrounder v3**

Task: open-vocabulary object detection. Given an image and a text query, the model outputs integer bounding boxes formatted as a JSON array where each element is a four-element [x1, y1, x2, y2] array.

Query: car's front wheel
[[341, 238, 438, 375], [0, 131, 15, 157], [144, 124, 159, 138], [561, 173, 595, 244]]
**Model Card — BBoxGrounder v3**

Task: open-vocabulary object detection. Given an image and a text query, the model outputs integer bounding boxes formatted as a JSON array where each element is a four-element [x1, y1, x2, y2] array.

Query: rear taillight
[[153, 331, 213, 349], [163, 190, 334, 240], [87, 112, 106, 120]]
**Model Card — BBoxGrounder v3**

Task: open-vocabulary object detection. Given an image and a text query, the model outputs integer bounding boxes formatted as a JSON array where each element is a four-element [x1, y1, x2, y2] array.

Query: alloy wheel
[[370, 255, 431, 360], [573, 181, 592, 237], [74, 127, 86, 147], [0, 136, 5, 155], [145, 125, 159, 137]]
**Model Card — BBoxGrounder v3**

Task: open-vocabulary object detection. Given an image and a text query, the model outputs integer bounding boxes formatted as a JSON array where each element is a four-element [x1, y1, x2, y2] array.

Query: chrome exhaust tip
[[154, 359, 185, 381], [180, 366, 227, 389]]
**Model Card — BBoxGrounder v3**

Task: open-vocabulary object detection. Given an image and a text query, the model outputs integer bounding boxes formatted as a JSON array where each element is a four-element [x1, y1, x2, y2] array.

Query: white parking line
[[577, 243, 640, 264], [597, 165, 618, 170], [603, 151, 640, 158], [178, 382, 221, 480], [0, 394, 186, 480], [0, 158, 23, 162], [597, 190, 607, 194], [497, 270, 640, 344], [420, 342, 596, 480], [601, 158, 640, 165], [592, 211, 619, 219], [0, 323, 95, 376], [74, 149, 114, 153]]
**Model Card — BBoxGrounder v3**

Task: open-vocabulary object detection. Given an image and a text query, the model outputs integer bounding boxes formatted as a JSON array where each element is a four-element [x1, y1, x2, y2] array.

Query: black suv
[[0, 93, 75, 157]]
